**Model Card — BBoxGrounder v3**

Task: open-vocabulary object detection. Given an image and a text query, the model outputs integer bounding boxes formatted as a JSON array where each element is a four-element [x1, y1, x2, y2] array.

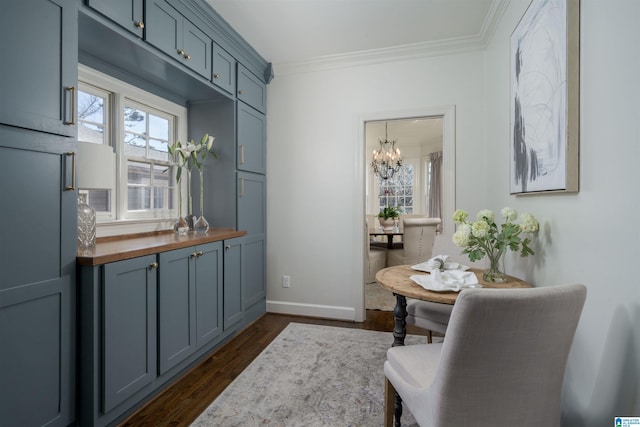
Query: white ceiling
[[207, 0, 500, 64]]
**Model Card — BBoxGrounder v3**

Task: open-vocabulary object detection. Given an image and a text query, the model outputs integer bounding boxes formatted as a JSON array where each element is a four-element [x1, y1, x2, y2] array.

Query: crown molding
[[273, 0, 509, 77]]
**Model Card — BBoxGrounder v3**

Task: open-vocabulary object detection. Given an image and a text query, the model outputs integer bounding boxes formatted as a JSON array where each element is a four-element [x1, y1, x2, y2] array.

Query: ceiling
[[207, 0, 500, 65]]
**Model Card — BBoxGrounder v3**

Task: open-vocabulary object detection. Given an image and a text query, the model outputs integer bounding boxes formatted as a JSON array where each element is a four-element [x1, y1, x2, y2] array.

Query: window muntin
[[378, 163, 415, 214]]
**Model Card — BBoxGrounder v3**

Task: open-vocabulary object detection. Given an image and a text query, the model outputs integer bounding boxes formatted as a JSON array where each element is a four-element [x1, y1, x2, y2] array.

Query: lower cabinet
[[102, 255, 157, 413], [158, 242, 223, 374], [79, 237, 247, 426]]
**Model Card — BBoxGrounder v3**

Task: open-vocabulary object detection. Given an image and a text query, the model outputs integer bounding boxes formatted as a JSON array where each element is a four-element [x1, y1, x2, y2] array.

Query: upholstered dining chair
[[386, 218, 441, 267], [384, 284, 587, 427], [405, 299, 452, 343], [365, 222, 387, 283]]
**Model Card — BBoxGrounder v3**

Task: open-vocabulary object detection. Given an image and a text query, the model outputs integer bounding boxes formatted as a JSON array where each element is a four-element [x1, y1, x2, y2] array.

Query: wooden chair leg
[[427, 329, 433, 344], [384, 377, 395, 427]]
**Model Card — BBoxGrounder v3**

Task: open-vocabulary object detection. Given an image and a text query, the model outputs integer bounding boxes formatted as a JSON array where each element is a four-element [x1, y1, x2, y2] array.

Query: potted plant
[[377, 206, 401, 230]]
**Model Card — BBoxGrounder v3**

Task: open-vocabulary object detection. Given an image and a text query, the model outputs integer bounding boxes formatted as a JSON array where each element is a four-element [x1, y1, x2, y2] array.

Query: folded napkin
[[411, 255, 469, 273], [410, 269, 481, 292]]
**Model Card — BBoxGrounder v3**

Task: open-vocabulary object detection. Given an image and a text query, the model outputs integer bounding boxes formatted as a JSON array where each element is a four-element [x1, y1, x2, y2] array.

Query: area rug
[[365, 282, 397, 311], [191, 323, 428, 426]]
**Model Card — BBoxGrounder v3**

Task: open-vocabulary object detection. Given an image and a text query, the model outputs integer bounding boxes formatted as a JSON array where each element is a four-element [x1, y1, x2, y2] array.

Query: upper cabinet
[[146, 0, 212, 80], [212, 43, 236, 95], [0, 0, 77, 137], [86, 0, 145, 38], [237, 64, 267, 113]]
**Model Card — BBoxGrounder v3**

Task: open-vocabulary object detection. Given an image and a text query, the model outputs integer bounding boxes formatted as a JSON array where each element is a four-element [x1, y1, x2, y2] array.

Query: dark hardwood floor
[[119, 310, 428, 426]]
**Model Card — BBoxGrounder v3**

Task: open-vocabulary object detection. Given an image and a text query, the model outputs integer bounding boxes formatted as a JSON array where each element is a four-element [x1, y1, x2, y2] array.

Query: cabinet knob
[[191, 252, 198, 258], [213, 73, 220, 79], [225, 245, 231, 250], [134, 21, 145, 29], [197, 251, 204, 257], [238, 89, 244, 95], [149, 262, 158, 269], [178, 49, 185, 56], [184, 53, 191, 60]]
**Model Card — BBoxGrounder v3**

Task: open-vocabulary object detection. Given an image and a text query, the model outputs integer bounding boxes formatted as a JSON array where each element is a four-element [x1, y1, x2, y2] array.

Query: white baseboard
[[266, 300, 356, 321]]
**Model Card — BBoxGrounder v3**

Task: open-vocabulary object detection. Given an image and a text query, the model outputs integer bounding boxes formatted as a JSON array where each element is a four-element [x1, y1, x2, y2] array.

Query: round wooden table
[[375, 265, 530, 346]]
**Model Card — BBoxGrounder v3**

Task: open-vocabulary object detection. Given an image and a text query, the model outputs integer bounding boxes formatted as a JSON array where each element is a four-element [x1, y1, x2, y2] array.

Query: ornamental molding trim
[[273, 0, 508, 77]]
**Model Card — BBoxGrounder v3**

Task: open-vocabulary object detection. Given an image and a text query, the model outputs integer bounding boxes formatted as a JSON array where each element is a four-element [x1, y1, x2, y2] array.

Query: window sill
[[97, 218, 177, 238]]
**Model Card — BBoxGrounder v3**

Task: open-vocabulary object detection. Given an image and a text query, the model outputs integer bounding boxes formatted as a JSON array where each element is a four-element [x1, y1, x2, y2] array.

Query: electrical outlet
[[282, 275, 291, 288]]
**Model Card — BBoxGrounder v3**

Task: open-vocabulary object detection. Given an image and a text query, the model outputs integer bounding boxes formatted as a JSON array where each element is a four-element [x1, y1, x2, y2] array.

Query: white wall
[[266, 0, 639, 423], [266, 51, 487, 320], [485, 0, 640, 424]]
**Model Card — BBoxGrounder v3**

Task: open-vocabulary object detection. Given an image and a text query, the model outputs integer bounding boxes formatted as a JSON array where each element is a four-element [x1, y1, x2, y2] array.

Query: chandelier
[[370, 122, 402, 180]]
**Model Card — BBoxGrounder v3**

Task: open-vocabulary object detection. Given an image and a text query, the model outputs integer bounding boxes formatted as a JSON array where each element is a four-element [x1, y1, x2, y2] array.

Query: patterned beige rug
[[365, 282, 396, 311], [191, 323, 426, 426]]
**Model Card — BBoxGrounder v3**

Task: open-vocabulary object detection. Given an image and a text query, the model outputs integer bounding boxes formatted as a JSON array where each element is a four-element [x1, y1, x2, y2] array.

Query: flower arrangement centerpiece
[[452, 207, 539, 283], [168, 133, 216, 234]]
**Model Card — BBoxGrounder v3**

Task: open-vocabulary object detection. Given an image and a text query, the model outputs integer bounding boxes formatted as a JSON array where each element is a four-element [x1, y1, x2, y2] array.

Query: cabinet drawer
[[237, 64, 266, 113]]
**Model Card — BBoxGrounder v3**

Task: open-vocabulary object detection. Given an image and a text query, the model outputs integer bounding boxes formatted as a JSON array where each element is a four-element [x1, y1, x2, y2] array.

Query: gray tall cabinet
[[0, 1, 78, 426]]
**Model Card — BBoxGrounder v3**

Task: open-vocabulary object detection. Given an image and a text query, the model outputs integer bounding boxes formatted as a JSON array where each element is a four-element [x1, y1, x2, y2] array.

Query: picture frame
[[510, 0, 580, 194]]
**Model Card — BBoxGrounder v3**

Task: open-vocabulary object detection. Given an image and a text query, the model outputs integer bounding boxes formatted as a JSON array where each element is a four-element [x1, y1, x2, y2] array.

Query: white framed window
[[78, 65, 188, 235], [377, 161, 417, 214]]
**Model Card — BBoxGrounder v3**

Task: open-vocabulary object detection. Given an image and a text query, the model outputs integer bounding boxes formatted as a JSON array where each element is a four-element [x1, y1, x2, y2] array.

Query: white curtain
[[428, 151, 443, 229]]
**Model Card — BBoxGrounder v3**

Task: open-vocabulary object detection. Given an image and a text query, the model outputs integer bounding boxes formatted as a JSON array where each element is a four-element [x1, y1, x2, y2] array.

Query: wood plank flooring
[[119, 310, 428, 426]]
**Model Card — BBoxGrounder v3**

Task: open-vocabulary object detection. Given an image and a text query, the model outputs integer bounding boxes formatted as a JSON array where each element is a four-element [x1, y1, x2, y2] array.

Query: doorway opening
[[357, 106, 456, 322]]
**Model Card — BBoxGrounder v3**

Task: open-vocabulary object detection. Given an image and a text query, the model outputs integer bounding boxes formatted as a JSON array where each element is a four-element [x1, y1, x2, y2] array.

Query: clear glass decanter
[[78, 193, 96, 249]]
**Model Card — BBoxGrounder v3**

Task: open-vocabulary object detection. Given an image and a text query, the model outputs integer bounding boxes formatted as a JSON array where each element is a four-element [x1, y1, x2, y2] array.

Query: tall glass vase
[[483, 249, 507, 283], [174, 178, 189, 234], [194, 169, 209, 233], [184, 170, 196, 231]]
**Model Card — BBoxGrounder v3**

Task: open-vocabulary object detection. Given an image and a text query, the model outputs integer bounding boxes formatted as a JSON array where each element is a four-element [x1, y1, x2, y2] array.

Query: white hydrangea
[[477, 209, 494, 223], [501, 207, 517, 222], [520, 213, 539, 233], [453, 223, 471, 247], [471, 220, 490, 238]]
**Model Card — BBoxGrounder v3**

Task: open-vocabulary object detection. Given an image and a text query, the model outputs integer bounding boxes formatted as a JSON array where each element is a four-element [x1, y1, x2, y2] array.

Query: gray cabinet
[[0, 0, 77, 137], [223, 238, 243, 330], [102, 255, 158, 413], [237, 64, 267, 113], [0, 126, 76, 427], [237, 173, 266, 311], [158, 242, 223, 374], [237, 102, 266, 174], [212, 43, 237, 95], [146, 0, 212, 79], [86, 0, 144, 37]]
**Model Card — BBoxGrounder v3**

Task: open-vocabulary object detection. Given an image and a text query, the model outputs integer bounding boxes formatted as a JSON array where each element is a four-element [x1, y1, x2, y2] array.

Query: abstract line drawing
[[510, 0, 579, 194]]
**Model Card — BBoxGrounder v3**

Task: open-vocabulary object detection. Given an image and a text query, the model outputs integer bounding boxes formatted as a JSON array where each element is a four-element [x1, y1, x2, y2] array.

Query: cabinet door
[[146, 0, 212, 79], [242, 235, 266, 309], [237, 103, 266, 174], [102, 255, 157, 414], [238, 172, 266, 236], [237, 64, 266, 113], [223, 239, 243, 330], [182, 18, 212, 79], [87, 0, 144, 37], [158, 247, 196, 375], [195, 242, 223, 347], [0, 0, 77, 137], [0, 127, 76, 427], [212, 43, 236, 94], [146, 0, 183, 62]]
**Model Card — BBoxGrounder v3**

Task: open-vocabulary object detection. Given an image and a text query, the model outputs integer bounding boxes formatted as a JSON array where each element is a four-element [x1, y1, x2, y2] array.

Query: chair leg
[[427, 329, 433, 344], [384, 377, 395, 427]]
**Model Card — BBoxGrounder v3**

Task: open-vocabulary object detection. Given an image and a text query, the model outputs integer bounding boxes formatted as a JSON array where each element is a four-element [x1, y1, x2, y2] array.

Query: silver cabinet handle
[[64, 151, 76, 191], [239, 144, 245, 165], [239, 177, 245, 197], [64, 86, 76, 125]]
